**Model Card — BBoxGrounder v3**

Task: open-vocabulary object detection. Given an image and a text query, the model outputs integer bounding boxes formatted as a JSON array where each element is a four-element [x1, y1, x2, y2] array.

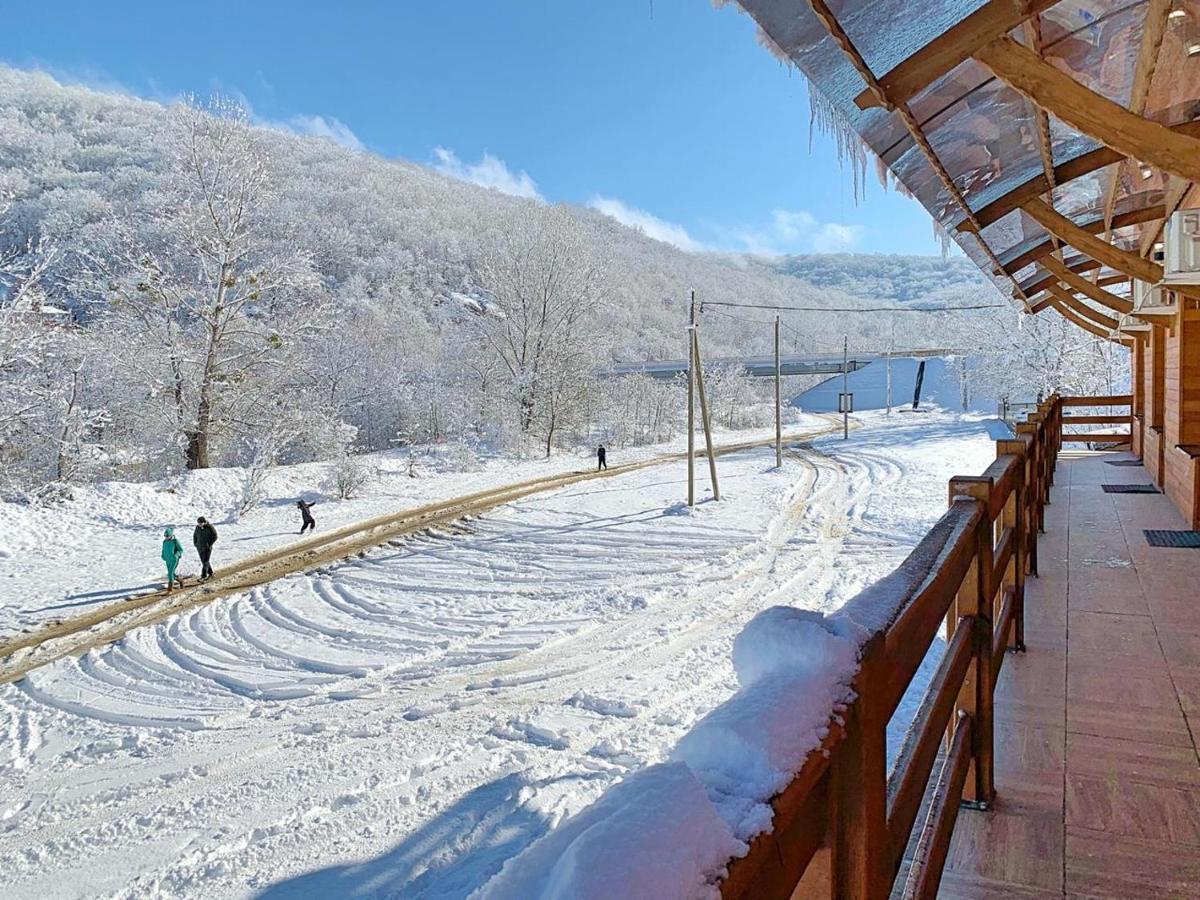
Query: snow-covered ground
[[0, 411, 995, 899], [0, 412, 827, 638]]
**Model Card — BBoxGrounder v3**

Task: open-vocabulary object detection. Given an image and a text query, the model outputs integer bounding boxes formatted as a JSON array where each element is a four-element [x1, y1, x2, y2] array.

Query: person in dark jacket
[[193, 516, 218, 581], [297, 499, 316, 534], [597, 445, 607, 471]]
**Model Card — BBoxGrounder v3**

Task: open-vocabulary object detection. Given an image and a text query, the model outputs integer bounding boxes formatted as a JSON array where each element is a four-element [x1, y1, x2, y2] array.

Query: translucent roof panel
[[836, 0, 990, 77], [733, 0, 1197, 303], [1042, 2, 1145, 107]]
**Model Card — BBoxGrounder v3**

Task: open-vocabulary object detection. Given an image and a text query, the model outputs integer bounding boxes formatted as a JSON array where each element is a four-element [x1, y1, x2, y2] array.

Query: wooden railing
[[721, 395, 1068, 900], [1059, 394, 1132, 445]]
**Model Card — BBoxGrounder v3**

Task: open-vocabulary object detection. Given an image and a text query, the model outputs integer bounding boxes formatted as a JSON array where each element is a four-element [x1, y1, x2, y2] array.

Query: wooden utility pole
[[692, 327, 721, 500], [687, 291, 696, 507], [842, 335, 850, 440], [774, 316, 782, 468], [886, 321, 894, 416]]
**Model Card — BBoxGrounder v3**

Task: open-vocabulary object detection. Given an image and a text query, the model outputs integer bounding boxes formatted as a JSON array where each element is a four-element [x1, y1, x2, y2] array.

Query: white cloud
[[284, 114, 364, 151], [726, 209, 865, 256], [587, 196, 704, 252], [432, 147, 542, 200], [812, 222, 865, 253]]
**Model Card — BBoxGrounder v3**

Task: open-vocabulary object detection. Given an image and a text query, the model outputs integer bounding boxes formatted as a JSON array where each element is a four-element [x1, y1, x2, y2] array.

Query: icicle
[[874, 156, 889, 191], [807, 87, 869, 202], [930, 217, 954, 259]]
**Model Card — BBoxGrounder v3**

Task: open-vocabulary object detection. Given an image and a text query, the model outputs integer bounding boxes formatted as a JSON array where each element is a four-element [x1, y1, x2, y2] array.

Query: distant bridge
[[599, 349, 966, 380]]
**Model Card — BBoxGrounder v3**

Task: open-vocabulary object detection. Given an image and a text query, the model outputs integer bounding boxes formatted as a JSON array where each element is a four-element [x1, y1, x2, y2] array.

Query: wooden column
[[1132, 337, 1145, 459], [830, 635, 890, 900], [1162, 305, 1200, 528], [947, 479, 995, 808], [996, 438, 1029, 651]]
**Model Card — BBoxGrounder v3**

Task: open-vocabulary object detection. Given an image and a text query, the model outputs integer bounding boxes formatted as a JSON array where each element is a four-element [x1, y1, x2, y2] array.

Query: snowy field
[[0, 411, 995, 899], [0, 412, 827, 638]]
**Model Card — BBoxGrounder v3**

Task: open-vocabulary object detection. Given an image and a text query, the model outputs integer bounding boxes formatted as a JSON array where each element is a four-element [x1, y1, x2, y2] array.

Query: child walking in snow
[[161, 527, 184, 592]]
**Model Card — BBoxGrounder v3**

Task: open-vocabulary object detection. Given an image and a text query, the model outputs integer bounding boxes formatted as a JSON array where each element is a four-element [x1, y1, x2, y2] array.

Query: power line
[[700, 300, 1006, 313]]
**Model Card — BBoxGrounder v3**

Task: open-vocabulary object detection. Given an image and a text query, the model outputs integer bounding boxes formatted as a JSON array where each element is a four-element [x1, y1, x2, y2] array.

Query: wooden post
[[1015, 421, 1040, 577], [842, 336, 850, 440], [829, 635, 890, 900], [688, 292, 696, 507], [997, 438, 1029, 651], [775, 316, 783, 468], [692, 327, 721, 501], [948, 479, 995, 808]]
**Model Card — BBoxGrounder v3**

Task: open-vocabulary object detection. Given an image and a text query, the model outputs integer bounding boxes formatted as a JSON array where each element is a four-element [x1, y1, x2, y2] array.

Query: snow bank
[[474, 762, 743, 900], [673, 608, 858, 839], [475, 606, 863, 897]]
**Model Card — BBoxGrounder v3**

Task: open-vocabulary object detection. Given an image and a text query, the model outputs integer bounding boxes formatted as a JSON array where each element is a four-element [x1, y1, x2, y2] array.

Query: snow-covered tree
[[81, 96, 322, 469]]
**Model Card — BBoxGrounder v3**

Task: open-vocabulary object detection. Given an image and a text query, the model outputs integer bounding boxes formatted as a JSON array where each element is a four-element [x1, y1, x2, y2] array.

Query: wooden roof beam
[[961, 121, 1200, 233], [1022, 198, 1164, 283], [1046, 284, 1120, 331], [853, 0, 1058, 110], [1022, 258, 1099, 296], [975, 37, 1200, 185], [1049, 298, 1130, 344], [1096, 0, 1171, 266], [1140, 176, 1192, 256], [1001, 204, 1166, 275], [1041, 255, 1135, 315]]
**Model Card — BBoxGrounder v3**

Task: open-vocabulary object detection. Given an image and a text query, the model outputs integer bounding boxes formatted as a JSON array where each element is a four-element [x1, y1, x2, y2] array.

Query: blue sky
[[5, 0, 942, 256]]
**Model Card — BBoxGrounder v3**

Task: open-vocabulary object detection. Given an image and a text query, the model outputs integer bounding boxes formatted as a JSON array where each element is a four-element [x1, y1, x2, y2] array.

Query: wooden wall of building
[[1135, 305, 1200, 529]]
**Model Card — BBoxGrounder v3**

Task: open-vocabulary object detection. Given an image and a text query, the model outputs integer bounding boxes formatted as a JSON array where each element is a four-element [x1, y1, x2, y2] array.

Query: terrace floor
[[937, 451, 1200, 899]]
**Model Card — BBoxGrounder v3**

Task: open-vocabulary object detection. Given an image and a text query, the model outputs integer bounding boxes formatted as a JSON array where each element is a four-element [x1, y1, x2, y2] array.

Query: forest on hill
[[0, 66, 1123, 491]]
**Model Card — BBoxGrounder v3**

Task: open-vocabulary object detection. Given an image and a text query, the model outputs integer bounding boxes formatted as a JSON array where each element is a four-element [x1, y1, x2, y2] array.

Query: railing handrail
[[720, 392, 1075, 900]]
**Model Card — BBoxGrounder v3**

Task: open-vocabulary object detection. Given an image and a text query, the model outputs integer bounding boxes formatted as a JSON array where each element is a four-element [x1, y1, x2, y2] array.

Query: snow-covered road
[[0, 413, 995, 899]]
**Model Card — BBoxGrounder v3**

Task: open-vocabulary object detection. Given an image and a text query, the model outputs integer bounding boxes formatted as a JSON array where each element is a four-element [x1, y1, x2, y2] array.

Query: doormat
[[1102, 484, 1160, 493], [1144, 530, 1200, 548], [1105, 460, 1143, 466]]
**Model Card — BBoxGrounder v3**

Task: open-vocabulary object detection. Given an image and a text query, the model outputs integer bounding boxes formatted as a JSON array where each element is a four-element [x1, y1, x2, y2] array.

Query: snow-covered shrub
[[330, 453, 372, 500]]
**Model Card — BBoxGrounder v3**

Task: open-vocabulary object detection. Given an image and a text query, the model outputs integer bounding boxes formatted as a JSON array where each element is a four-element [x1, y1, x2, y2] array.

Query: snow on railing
[[475, 396, 1067, 900]]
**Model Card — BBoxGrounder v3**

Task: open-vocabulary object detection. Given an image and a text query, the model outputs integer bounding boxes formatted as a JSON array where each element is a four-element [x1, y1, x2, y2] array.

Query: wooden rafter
[[1140, 176, 1192, 256], [853, 0, 1057, 110], [1048, 297, 1129, 343], [1096, 0, 1171, 278], [1022, 12, 1058, 251], [805, 0, 1027, 299], [1040, 255, 1134, 315], [975, 37, 1200, 185], [1022, 258, 1099, 295], [1045, 284, 1119, 331], [1022, 198, 1164, 283], [961, 121, 1200, 232], [1001, 205, 1166, 275]]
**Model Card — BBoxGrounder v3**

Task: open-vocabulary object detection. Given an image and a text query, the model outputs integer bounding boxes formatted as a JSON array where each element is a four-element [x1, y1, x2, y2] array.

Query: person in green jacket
[[161, 526, 185, 592]]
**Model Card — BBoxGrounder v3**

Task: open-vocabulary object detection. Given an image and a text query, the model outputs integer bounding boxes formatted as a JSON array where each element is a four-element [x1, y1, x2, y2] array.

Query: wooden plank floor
[[938, 451, 1200, 899]]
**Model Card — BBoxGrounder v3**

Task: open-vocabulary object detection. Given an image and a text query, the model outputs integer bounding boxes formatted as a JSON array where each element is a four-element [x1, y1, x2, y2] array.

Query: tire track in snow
[[1, 416, 971, 898]]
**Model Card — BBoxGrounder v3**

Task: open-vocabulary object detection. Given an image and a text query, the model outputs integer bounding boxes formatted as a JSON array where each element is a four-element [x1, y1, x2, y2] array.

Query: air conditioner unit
[[1163, 209, 1200, 284], [1132, 278, 1176, 317]]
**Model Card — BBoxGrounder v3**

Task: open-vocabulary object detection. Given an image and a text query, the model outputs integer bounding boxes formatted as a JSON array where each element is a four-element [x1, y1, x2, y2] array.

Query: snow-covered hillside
[[0, 412, 995, 899]]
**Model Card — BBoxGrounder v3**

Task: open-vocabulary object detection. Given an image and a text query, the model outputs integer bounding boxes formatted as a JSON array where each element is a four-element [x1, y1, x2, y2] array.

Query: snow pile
[[474, 762, 743, 900], [477, 606, 863, 898], [673, 607, 859, 840]]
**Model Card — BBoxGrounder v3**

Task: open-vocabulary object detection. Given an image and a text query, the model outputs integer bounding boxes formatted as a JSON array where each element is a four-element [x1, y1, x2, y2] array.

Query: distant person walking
[[193, 516, 218, 581], [597, 445, 607, 471], [297, 499, 317, 534], [161, 527, 184, 592]]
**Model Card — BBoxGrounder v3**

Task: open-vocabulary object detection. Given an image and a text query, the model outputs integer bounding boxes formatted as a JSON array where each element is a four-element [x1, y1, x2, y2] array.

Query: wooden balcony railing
[[1058, 394, 1132, 445], [720, 394, 1075, 900]]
